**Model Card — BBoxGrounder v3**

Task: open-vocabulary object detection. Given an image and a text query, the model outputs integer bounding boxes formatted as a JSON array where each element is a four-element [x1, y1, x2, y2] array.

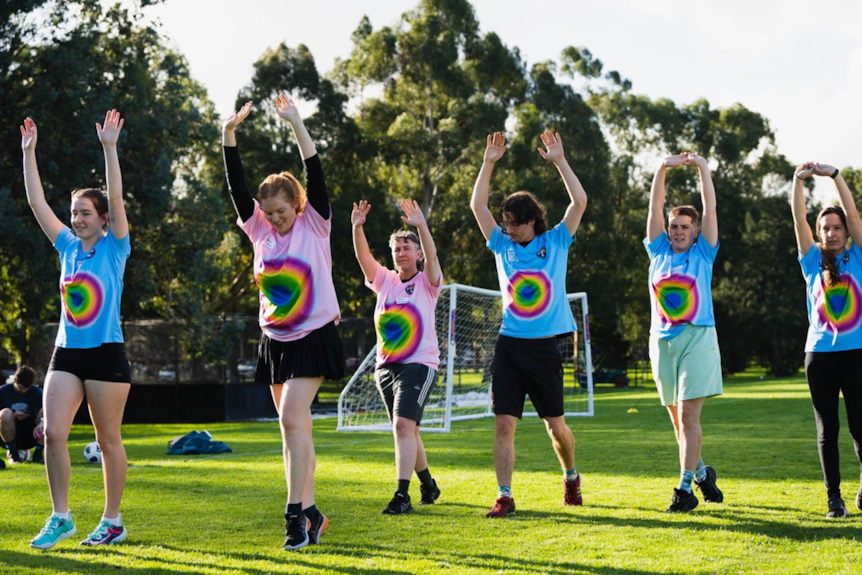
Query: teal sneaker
[[79, 520, 128, 546], [30, 514, 77, 550]]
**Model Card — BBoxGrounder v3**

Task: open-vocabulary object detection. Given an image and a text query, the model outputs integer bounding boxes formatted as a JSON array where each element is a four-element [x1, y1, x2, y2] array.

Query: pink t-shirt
[[239, 200, 340, 342], [367, 264, 442, 370]]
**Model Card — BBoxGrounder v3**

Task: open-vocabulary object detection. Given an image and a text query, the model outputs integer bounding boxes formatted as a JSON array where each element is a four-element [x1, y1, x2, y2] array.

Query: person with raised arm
[[222, 96, 344, 550], [23, 111, 133, 549], [645, 152, 724, 513], [351, 198, 443, 515], [470, 130, 587, 518], [792, 162, 862, 518]]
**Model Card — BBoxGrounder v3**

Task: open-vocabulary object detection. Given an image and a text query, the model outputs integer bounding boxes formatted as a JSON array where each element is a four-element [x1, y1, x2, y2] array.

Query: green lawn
[[2, 369, 861, 574]]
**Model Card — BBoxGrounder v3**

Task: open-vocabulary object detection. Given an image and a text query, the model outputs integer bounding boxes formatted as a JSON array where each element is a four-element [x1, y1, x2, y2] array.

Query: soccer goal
[[337, 283, 594, 432]]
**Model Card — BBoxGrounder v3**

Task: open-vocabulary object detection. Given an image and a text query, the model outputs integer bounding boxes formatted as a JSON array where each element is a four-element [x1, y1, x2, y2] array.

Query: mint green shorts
[[649, 324, 723, 406]]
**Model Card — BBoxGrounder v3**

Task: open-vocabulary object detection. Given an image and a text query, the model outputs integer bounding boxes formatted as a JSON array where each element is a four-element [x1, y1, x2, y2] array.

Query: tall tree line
[[2, 0, 857, 375]]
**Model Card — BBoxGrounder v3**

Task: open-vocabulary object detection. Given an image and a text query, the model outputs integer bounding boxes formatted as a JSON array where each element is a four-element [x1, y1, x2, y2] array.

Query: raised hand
[[400, 199, 426, 227], [96, 109, 124, 145], [683, 152, 707, 170], [20, 117, 38, 151], [795, 162, 816, 179], [352, 200, 371, 226], [223, 101, 253, 132], [484, 132, 506, 164], [662, 154, 690, 168], [274, 94, 301, 124], [813, 162, 838, 177], [537, 131, 565, 163]]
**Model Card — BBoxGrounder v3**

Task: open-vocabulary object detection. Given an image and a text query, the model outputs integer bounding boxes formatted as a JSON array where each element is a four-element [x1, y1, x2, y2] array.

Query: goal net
[[337, 283, 593, 432]]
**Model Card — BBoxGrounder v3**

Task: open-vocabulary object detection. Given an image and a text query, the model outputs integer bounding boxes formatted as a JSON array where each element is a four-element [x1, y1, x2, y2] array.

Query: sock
[[303, 505, 319, 524], [498, 485, 512, 499], [102, 514, 122, 527], [695, 460, 707, 483], [5, 440, 17, 456], [678, 470, 695, 493], [286, 502, 302, 517], [34, 445, 44, 456], [565, 467, 579, 482], [416, 467, 434, 487], [55, 510, 72, 520], [397, 479, 411, 496]]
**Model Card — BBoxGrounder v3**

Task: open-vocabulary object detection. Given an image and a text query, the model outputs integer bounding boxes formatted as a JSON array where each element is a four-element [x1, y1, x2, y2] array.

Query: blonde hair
[[258, 172, 307, 214]]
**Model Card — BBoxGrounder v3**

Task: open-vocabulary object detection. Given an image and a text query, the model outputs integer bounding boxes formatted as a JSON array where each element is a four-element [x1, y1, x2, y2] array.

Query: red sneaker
[[485, 496, 516, 518], [564, 475, 583, 506]]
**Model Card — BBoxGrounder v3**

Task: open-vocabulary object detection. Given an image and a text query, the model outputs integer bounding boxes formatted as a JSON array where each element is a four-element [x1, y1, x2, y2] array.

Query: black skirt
[[255, 321, 345, 383]]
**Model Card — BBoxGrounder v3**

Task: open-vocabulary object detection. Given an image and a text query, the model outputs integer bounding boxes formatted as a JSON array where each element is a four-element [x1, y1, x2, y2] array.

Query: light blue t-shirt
[[487, 223, 577, 338], [53, 227, 130, 348], [645, 234, 719, 340], [799, 243, 862, 352]]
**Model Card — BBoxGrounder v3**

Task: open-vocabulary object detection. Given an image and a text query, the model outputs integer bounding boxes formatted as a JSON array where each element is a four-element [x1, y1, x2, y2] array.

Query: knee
[[679, 413, 701, 432], [0, 408, 12, 424], [43, 425, 68, 446], [495, 419, 517, 441], [393, 418, 416, 438], [280, 412, 307, 436]]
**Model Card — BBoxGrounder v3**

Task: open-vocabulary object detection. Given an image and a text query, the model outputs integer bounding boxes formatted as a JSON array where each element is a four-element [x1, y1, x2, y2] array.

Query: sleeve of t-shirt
[[547, 222, 575, 250], [418, 270, 443, 300], [301, 201, 332, 239], [487, 225, 505, 253], [223, 145, 255, 223], [693, 237, 719, 264], [365, 262, 389, 294], [53, 226, 74, 255], [239, 200, 269, 242], [303, 154, 330, 220], [798, 243, 821, 280], [106, 230, 131, 272], [644, 234, 670, 258]]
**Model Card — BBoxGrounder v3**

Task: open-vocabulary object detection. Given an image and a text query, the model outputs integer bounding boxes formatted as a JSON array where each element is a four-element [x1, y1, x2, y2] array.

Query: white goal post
[[337, 283, 594, 432]]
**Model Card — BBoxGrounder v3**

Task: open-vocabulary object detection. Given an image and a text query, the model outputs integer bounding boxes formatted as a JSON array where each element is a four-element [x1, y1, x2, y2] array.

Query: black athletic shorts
[[256, 321, 345, 384], [47, 343, 131, 383], [375, 363, 437, 425], [490, 335, 564, 419]]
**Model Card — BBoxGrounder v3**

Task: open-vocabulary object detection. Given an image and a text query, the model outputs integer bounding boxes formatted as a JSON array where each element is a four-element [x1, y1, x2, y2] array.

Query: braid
[[820, 247, 842, 287]]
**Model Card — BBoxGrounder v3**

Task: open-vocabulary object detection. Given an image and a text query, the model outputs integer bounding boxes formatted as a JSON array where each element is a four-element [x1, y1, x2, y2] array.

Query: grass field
[[2, 369, 861, 574]]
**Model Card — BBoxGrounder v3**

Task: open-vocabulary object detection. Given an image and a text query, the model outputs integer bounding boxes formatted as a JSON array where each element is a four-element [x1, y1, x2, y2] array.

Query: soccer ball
[[6, 449, 31, 463], [83, 442, 102, 464]]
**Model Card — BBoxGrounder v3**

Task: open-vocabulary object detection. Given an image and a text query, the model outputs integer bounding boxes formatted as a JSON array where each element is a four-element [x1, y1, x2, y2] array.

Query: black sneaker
[[826, 496, 849, 519], [419, 479, 441, 505], [32, 450, 45, 465], [666, 488, 698, 513], [382, 492, 413, 515], [694, 465, 724, 503], [283, 513, 310, 550], [307, 512, 328, 545]]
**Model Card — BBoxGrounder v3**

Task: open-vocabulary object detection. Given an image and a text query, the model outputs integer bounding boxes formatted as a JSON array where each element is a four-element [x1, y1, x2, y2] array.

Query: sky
[[138, 0, 861, 199]]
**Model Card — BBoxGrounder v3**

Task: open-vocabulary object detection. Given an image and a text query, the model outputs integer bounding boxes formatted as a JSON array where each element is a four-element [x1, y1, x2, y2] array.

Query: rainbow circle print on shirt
[[256, 257, 315, 330], [817, 274, 862, 333], [377, 302, 423, 362], [653, 273, 699, 325], [61, 272, 105, 328], [507, 271, 552, 319]]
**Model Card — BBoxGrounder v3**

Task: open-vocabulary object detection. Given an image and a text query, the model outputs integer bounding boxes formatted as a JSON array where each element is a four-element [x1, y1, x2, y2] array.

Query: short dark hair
[[14, 366, 35, 388], [668, 205, 700, 227], [500, 191, 548, 235]]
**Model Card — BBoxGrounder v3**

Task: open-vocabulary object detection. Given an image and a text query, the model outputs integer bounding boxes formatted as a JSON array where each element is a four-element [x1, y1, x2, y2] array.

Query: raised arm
[[471, 132, 506, 241], [96, 110, 128, 240], [21, 118, 64, 243], [538, 131, 586, 237], [222, 101, 255, 222], [647, 154, 688, 242], [791, 162, 816, 254], [814, 163, 862, 246], [274, 94, 316, 160], [400, 199, 441, 286], [686, 153, 717, 248], [274, 94, 329, 218], [351, 201, 378, 282]]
